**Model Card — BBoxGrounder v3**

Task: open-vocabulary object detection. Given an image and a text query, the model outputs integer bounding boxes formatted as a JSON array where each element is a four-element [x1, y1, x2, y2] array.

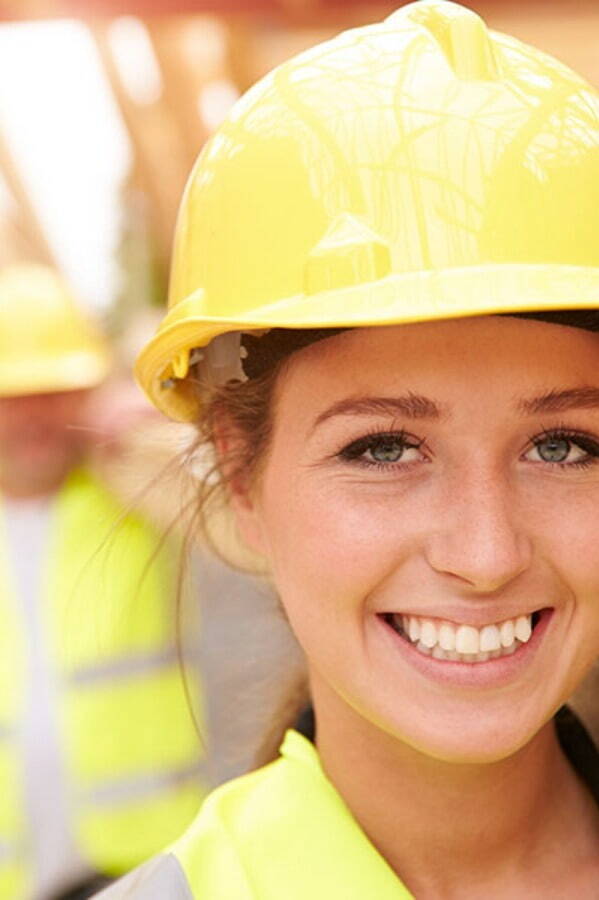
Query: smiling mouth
[[380, 610, 545, 664]]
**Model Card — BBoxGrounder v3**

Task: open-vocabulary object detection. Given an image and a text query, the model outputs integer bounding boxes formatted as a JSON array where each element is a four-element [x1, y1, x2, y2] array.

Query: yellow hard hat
[[136, 0, 599, 422], [0, 263, 111, 397]]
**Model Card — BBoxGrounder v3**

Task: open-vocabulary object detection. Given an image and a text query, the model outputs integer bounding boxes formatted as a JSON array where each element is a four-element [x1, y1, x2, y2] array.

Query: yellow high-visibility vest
[[96, 729, 415, 899], [0, 468, 206, 899]]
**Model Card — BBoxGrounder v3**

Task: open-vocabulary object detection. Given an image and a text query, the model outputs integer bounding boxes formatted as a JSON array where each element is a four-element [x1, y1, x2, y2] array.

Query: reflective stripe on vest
[[0, 506, 30, 899], [0, 469, 206, 896], [94, 853, 193, 899], [98, 730, 415, 899]]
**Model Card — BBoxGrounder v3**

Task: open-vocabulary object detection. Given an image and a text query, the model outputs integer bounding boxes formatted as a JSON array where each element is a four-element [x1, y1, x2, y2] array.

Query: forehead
[[275, 317, 599, 413]]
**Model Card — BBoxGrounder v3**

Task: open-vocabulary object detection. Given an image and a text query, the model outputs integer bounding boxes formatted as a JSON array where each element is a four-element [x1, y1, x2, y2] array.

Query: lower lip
[[377, 610, 553, 688]]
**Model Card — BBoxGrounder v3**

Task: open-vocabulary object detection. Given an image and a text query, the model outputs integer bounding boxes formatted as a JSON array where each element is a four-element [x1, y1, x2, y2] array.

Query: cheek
[[258, 471, 417, 617], [525, 487, 599, 668], [533, 489, 599, 595]]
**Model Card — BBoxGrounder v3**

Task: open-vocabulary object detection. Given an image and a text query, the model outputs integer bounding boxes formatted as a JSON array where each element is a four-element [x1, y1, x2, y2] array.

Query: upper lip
[[377, 606, 549, 627]]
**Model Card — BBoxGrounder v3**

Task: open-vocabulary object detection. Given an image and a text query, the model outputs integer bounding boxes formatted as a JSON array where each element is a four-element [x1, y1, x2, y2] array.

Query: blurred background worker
[[0, 263, 206, 900]]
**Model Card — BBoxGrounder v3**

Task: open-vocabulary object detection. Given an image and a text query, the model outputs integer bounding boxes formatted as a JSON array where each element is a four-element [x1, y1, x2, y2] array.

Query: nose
[[424, 469, 532, 593]]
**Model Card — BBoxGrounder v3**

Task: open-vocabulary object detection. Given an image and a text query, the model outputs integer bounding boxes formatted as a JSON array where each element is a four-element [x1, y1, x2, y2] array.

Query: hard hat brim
[[136, 263, 599, 422], [0, 351, 111, 398]]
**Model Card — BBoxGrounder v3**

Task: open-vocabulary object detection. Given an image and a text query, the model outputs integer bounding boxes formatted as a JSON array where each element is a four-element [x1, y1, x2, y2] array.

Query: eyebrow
[[518, 387, 599, 415], [311, 394, 443, 431], [311, 386, 599, 433]]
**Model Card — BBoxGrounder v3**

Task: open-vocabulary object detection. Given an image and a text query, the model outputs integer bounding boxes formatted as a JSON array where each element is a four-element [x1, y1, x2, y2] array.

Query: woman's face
[[235, 317, 599, 762]]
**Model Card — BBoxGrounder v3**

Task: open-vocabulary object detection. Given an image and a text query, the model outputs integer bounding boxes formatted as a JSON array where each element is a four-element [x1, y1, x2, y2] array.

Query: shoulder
[[93, 759, 291, 900], [95, 732, 324, 899], [92, 732, 409, 900], [172, 748, 302, 891], [60, 466, 172, 553]]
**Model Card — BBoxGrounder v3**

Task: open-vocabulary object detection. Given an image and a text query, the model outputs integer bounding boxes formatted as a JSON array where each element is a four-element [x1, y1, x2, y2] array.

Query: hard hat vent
[[388, 1, 499, 81], [304, 214, 391, 296]]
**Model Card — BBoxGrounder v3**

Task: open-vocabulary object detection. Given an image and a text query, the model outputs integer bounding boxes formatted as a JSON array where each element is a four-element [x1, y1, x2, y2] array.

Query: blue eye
[[535, 436, 571, 463], [339, 431, 425, 467], [526, 431, 599, 468], [367, 438, 406, 463]]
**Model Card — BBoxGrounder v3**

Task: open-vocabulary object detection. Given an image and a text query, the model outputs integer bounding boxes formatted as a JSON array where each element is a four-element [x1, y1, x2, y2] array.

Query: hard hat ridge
[[389, 1, 499, 82]]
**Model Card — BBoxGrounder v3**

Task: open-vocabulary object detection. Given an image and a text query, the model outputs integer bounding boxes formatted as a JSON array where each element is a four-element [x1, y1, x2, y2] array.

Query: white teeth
[[420, 621, 437, 649], [500, 620, 515, 648], [479, 624, 501, 653], [389, 612, 536, 665], [515, 615, 532, 643], [408, 617, 421, 643], [455, 625, 479, 655], [438, 623, 456, 651]]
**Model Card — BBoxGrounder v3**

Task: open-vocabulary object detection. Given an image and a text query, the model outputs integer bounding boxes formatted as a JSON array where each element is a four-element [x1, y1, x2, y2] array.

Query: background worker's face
[[0, 389, 90, 497], [233, 317, 599, 764]]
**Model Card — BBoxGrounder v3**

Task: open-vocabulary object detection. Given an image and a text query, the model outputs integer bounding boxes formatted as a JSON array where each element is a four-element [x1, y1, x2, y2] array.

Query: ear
[[213, 424, 270, 559]]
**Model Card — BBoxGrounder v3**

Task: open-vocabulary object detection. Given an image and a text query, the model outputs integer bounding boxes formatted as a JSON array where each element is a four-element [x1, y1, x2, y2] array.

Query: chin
[[380, 706, 549, 765]]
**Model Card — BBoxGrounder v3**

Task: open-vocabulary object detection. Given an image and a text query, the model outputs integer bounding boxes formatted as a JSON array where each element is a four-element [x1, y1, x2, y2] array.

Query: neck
[[0, 466, 74, 500], [312, 679, 598, 896], [0, 483, 58, 500]]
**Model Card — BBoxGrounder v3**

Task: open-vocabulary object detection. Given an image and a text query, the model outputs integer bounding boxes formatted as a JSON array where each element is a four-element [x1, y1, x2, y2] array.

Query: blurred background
[[0, 0, 596, 331], [0, 4, 597, 897]]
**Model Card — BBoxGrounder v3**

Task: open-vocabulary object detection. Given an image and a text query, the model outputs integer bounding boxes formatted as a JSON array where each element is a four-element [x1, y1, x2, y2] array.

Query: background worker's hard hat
[[136, 0, 599, 422], [0, 263, 111, 397]]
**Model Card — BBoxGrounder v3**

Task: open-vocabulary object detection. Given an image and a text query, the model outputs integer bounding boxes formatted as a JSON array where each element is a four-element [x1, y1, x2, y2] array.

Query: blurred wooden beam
[[2, 0, 599, 17], [2, 0, 599, 44], [146, 18, 210, 166], [92, 20, 194, 265], [224, 18, 256, 94], [0, 0, 395, 22]]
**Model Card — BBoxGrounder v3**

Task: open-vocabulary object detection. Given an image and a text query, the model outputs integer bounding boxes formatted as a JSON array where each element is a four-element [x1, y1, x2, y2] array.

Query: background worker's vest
[[0, 468, 205, 899], [97, 730, 415, 900]]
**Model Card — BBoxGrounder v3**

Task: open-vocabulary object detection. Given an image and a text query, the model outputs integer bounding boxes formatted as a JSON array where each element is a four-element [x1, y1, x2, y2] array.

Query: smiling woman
[[97, 1, 599, 897], [246, 321, 599, 761]]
